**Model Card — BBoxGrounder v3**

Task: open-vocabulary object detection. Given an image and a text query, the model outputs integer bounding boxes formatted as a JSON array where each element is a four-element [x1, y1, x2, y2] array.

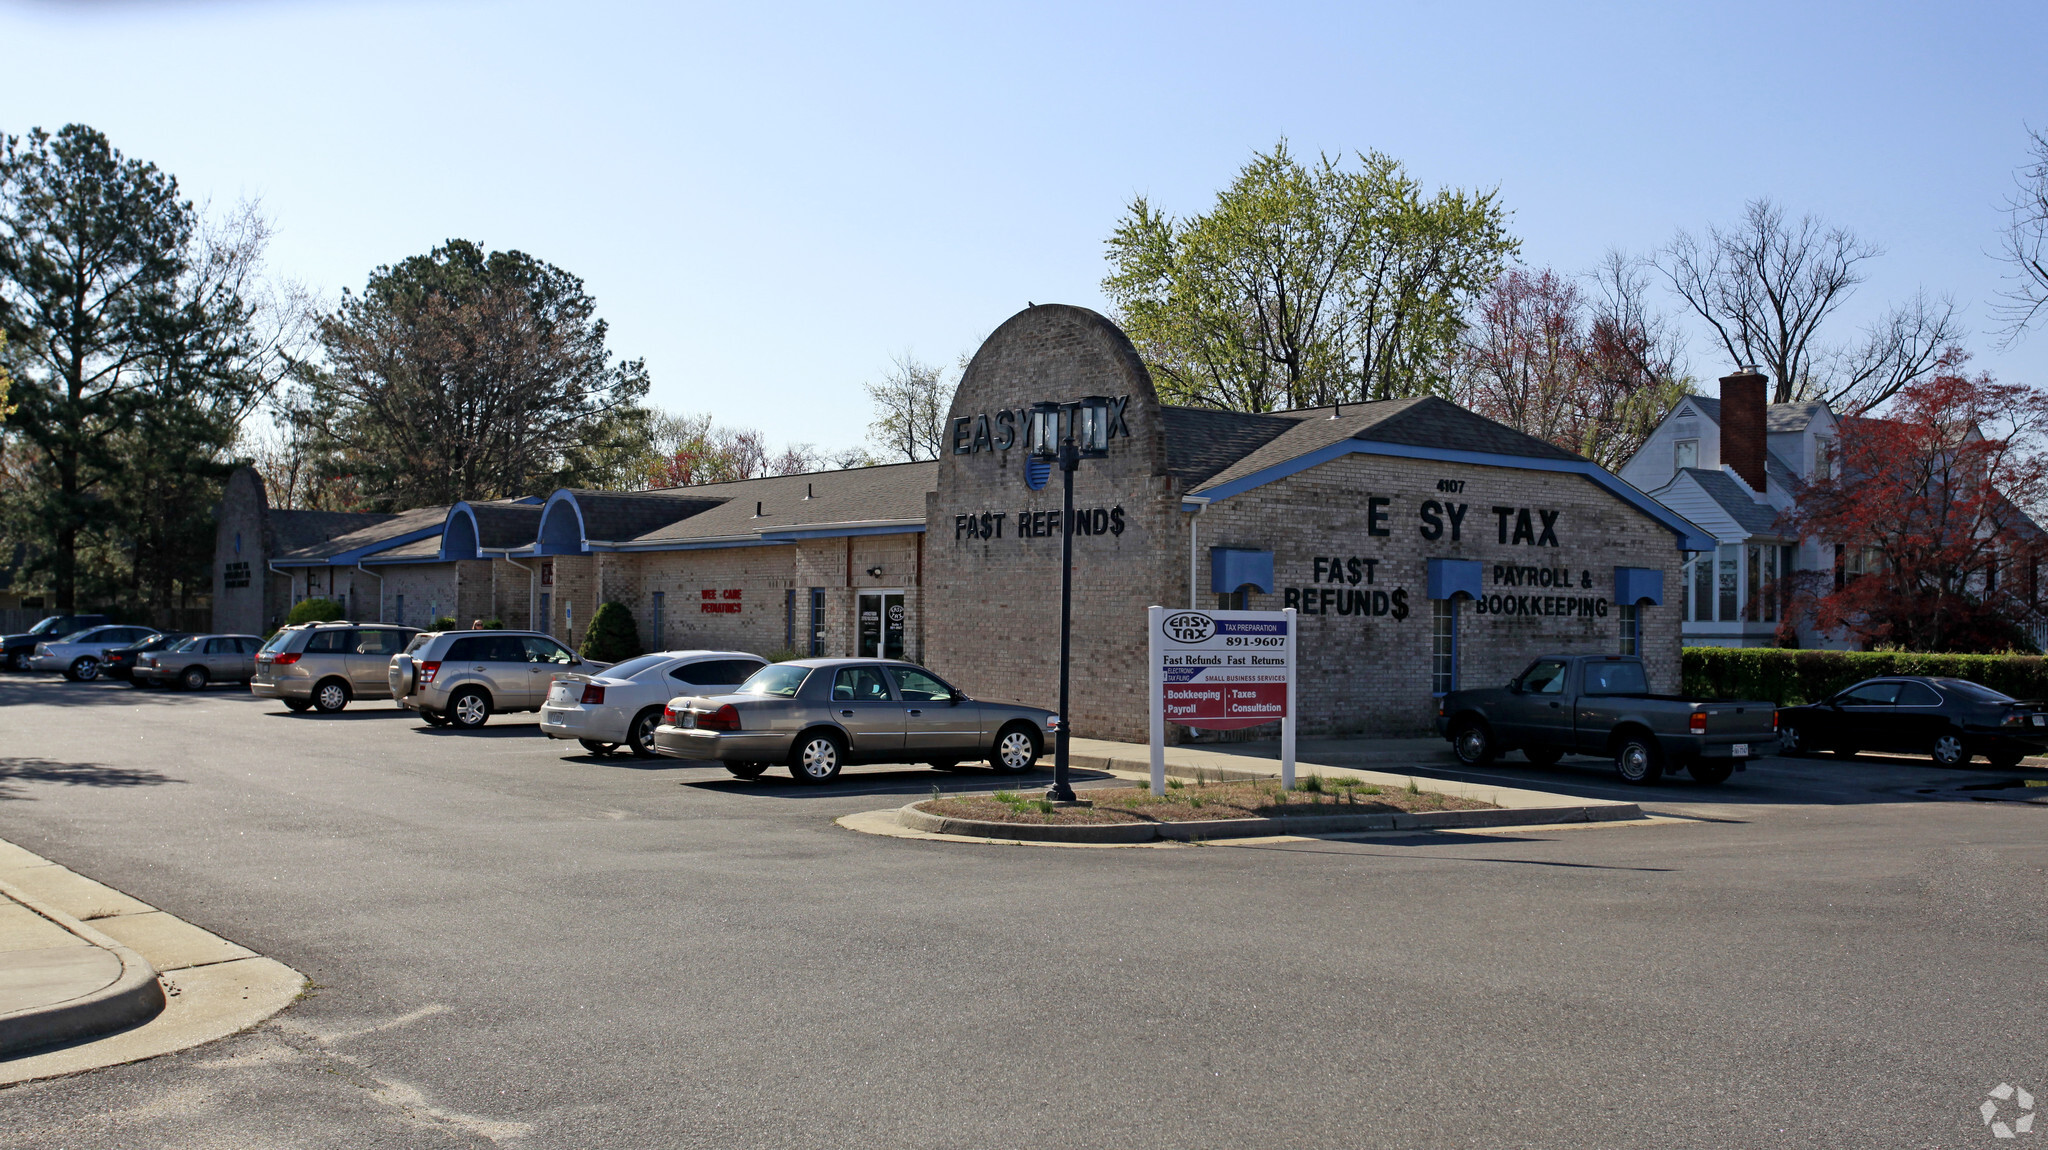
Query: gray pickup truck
[[1435, 654, 1778, 784]]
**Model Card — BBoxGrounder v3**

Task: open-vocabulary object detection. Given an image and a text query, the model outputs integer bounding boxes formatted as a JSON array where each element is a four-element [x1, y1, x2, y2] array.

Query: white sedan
[[29, 625, 160, 680], [540, 650, 768, 758]]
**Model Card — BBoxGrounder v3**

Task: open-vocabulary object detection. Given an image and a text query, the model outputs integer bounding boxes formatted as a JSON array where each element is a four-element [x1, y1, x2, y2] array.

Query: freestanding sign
[[1146, 606, 1297, 795]]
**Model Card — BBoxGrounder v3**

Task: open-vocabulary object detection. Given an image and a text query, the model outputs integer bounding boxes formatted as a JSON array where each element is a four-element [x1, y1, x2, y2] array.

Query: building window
[[1814, 438, 1835, 479], [1673, 438, 1698, 472], [651, 592, 665, 649], [1693, 554, 1714, 622], [1217, 585, 1254, 610], [1717, 544, 1740, 621], [785, 588, 796, 650], [808, 588, 825, 656], [539, 592, 550, 634], [1618, 603, 1640, 655], [1430, 599, 1458, 696]]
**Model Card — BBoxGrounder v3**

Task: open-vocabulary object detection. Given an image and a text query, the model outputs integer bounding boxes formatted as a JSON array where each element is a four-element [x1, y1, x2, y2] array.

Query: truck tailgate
[[1696, 702, 1776, 738]]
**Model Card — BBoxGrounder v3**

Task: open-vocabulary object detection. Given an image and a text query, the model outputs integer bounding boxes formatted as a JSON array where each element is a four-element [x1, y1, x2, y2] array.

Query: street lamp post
[[1028, 396, 1111, 803]]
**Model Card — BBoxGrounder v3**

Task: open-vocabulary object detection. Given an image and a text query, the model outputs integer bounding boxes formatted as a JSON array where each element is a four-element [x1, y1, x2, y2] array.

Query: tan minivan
[[254, 622, 422, 713]]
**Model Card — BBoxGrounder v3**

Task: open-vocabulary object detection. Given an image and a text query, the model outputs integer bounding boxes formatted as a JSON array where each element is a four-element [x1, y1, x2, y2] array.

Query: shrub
[[478, 618, 506, 630], [1681, 646, 2048, 705], [429, 616, 457, 631], [286, 598, 344, 626], [580, 601, 643, 664]]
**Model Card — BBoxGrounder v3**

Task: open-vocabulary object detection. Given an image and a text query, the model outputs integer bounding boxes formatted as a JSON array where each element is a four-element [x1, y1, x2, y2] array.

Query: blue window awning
[[1210, 548, 1274, 594], [1427, 558, 1484, 601], [1614, 566, 1665, 605]]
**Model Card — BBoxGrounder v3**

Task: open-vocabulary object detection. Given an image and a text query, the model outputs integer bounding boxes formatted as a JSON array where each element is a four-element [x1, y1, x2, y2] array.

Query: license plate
[[1732, 743, 1750, 757], [2033, 715, 2044, 727]]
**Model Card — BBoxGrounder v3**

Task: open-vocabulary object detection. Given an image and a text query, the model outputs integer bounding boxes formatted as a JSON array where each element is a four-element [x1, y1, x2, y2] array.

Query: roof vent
[[805, 484, 813, 500], [754, 501, 763, 517]]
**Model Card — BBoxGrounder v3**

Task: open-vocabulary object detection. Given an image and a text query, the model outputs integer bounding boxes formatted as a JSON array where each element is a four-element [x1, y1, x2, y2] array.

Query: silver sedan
[[652, 658, 1059, 783]]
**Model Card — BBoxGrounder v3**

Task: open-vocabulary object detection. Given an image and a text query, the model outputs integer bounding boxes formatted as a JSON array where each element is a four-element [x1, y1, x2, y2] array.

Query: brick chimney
[[1719, 367, 1769, 493]]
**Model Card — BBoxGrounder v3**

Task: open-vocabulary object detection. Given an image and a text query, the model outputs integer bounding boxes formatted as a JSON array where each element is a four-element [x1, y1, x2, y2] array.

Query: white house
[[1619, 369, 1847, 648]]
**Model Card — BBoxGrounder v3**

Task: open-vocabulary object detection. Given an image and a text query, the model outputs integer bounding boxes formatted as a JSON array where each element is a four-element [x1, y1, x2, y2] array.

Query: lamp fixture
[[865, 565, 884, 578]]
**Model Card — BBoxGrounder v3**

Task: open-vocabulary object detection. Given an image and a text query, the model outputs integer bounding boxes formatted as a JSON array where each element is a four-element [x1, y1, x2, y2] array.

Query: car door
[[519, 635, 579, 708], [829, 665, 904, 758], [1500, 659, 1571, 748], [203, 636, 237, 678], [347, 629, 409, 695], [889, 666, 983, 757], [1888, 681, 1947, 753], [1829, 680, 1902, 751]]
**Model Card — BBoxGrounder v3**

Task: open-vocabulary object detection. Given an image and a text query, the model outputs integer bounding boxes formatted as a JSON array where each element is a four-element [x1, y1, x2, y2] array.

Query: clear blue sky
[[4, 0, 2044, 454]]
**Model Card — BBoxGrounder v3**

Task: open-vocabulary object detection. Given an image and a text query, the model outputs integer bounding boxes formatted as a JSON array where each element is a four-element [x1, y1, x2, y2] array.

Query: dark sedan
[[1778, 676, 2048, 768], [101, 632, 193, 681]]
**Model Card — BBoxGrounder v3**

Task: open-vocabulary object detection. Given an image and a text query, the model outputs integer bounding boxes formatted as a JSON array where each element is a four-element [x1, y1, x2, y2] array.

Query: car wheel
[[312, 678, 351, 714], [180, 666, 209, 692], [1614, 733, 1663, 784], [4, 651, 25, 672], [447, 689, 492, 729], [1779, 724, 1806, 756], [1451, 719, 1496, 766], [578, 739, 616, 756], [282, 697, 311, 713], [1931, 731, 1968, 768], [726, 762, 769, 780], [1688, 759, 1734, 785], [1524, 745, 1562, 767], [626, 707, 663, 759], [421, 709, 451, 727], [789, 730, 844, 783], [989, 725, 1041, 773], [1988, 747, 2030, 769], [67, 657, 99, 682]]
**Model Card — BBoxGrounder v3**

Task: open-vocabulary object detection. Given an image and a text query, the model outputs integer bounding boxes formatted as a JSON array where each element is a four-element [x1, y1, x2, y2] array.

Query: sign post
[[1146, 606, 1296, 796]]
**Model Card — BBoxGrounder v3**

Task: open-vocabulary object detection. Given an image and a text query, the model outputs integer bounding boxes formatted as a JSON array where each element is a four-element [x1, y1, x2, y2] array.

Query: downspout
[[356, 563, 385, 623], [504, 556, 536, 631], [1183, 496, 1212, 609]]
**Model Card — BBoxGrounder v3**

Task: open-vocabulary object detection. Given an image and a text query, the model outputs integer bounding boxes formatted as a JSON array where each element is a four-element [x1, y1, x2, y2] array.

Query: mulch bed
[[915, 778, 1496, 826]]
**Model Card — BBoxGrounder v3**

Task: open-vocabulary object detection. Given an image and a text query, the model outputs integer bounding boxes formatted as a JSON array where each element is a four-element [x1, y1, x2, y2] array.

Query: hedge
[[1681, 647, 2048, 705], [285, 598, 345, 626]]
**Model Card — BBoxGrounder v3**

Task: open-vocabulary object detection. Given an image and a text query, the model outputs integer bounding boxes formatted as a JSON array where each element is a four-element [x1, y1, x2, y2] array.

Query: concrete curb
[[896, 799, 1643, 844], [0, 875, 165, 1058]]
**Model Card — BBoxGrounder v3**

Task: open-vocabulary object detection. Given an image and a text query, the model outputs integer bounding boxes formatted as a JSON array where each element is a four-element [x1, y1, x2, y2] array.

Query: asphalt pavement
[[1, 673, 2044, 1149]]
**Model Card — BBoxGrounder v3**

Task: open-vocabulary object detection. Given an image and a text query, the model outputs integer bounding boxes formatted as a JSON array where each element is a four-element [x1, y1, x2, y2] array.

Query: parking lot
[[3, 672, 2047, 1149]]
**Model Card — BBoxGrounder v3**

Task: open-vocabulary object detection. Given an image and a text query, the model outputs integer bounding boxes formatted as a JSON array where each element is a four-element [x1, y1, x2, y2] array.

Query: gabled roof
[[615, 461, 939, 547], [1161, 407, 1298, 487], [466, 498, 544, 550], [1185, 396, 1582, 498], [1674, 468, 1786, 537], [1666, 393, 1831, 434], [269, 510, 396, 554], [273, 505, 448, 565]]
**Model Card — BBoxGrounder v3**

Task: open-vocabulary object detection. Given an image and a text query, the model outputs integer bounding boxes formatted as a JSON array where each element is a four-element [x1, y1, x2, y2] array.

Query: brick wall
[[211, 468, 271, 634]]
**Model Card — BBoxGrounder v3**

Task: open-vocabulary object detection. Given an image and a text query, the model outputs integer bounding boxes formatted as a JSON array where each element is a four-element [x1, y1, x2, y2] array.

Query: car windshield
[[260, 632, 294, 653], [168, 636, 203, 652], [27, 618, 64, 635], [603, 653, 674, 680], [403, 633, 433, 655], [738, 665, 811, 698], [1935, 678, 2014, 703]]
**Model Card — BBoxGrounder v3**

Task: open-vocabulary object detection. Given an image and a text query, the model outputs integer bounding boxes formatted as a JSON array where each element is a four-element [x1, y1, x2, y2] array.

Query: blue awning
[[1427, 558, 1484, 600], [1210, 548, 1274, 594], [1614, 566, 1665, 605]]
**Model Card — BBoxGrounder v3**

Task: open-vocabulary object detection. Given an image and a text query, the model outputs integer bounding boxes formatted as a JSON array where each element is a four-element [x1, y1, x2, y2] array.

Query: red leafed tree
[[1785, 350, 2048, 652]]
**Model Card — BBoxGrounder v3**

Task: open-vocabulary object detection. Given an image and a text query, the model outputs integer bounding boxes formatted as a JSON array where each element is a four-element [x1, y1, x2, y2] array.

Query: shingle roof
[[563, 491, 729, 543], [1185, 396, 1582, 495], [363, 535, 444, 561], [467, 499, 544, 550], [1681, 468, 1787, 536], [1161, 407, 1298, 486], [275, 505, 448, 562], [622, 461, 939, 544], [269, 510, 396, 554], [1671, 393, 1830, 433]]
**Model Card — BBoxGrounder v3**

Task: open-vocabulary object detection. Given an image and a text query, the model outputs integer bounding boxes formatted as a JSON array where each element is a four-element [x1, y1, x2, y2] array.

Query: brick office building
[[216, 304, 1708, 741]]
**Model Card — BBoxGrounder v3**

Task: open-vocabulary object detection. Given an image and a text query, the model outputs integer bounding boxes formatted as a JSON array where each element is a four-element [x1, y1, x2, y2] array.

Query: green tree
[[579, 600, 643, 663], [0, 126, 285, 609], [1103, 141, 1518, 411], [289, 240, 650, 507]]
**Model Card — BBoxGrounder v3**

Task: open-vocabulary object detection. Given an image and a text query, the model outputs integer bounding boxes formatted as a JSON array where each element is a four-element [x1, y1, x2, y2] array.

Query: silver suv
[[388, 630, 599, 729], [254, 622, 422, 713]]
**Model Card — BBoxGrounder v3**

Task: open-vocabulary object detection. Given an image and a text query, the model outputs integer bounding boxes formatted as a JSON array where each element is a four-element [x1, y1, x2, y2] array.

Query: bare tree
[[863, 352, 950, 462], [1996, 126, 2048, 342], [1660, 198, 1959, 412]]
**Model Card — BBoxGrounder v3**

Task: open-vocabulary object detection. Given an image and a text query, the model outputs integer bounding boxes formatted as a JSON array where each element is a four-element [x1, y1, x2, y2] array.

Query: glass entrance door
[[857, 592, 905, 659]]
